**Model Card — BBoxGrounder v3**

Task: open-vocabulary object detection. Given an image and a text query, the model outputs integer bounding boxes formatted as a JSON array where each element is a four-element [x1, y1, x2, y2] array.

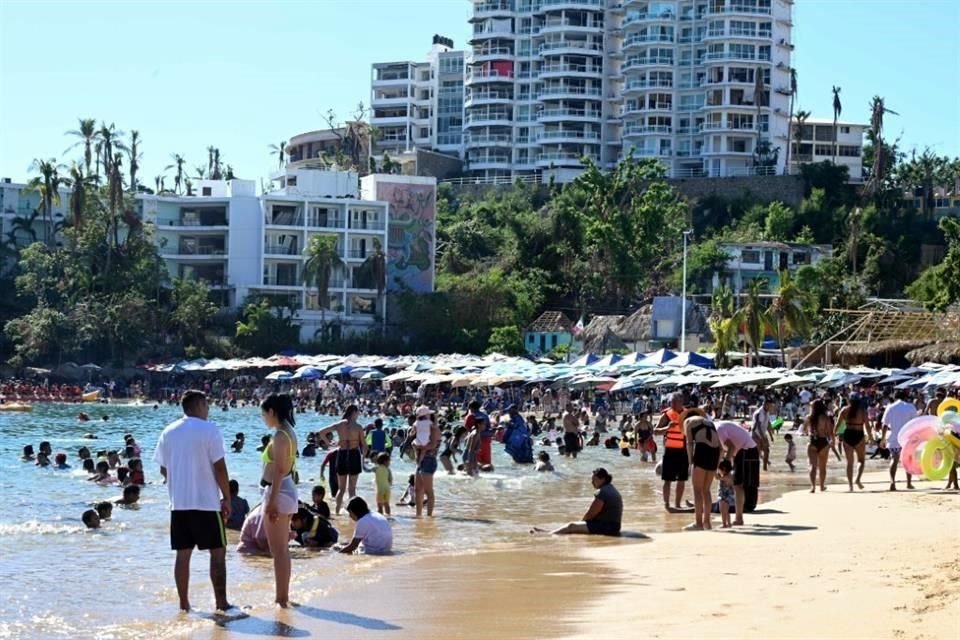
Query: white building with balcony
[[789, 118, 866, 181], [0, 177, 71, 252], [138, 169, 404, 341], [371, 35, 465, 159], [463, 0, 794, 182], [712, 241, 832, 294]]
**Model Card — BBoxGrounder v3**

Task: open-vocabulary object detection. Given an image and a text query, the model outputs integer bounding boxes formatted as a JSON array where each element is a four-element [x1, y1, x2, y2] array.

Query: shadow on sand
[[719, 522, 817, 537], [214, 615, 310, 637], [294, 605, 402, 631]]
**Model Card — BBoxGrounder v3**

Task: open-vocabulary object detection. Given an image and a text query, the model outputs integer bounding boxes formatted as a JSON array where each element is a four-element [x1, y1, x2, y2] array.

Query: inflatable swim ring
[[0, 403, 32, 412], [901, 439, 925, 476], [937, 397, 960, 417], [920, 437, 956, 481], [897, 416, 939, 449]]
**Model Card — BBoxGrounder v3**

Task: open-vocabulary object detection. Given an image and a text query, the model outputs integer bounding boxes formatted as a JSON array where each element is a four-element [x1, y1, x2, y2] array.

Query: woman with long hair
[[259, 393, 298, 607], [315, 405, 367, 515], [684, 407, 720, 530], [805, 398, 834, 492]]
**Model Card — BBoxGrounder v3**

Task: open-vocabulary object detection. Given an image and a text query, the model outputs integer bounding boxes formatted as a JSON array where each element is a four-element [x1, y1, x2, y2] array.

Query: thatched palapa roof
[[580, 315, 627, 353], [905, 341, 960, 365], [526, 311, 573, 334], [837, 339, 934, 357]]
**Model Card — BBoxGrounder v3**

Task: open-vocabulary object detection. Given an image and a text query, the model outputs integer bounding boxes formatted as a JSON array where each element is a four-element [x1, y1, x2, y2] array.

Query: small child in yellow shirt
[[374, 452, 392, 516]]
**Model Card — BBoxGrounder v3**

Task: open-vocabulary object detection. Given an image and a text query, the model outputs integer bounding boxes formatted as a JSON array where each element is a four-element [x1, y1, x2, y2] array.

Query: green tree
[[741, 278, 771, 364], [303, 234, 343, 335], [764, 201, 796, 241], [486, 325, 525, 356], [907, 218, 960, 311], [831, 85, 842, 164], [127, 130, 142, 193], [166, 154, 186, 195], [170, 278, 218, 353], [27, 159, 66, 246], [64, 118, 99, 176], [770, 270, 811, 365], [269, 141, 286, 170], [235, 298, 301, 355], [708, 283, 742, 369]]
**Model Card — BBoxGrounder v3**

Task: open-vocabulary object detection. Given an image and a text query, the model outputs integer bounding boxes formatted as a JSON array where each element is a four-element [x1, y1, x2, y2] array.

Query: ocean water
[[0, 402, 813, 638]]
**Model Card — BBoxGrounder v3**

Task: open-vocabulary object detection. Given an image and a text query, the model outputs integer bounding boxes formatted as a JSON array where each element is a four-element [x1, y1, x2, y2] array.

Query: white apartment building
[[0, 177, 70, 251], [789, 118, 866, 181], [138, 169, 392, 341], [463, 0, 794, 182], [370, 35, 466, 158]]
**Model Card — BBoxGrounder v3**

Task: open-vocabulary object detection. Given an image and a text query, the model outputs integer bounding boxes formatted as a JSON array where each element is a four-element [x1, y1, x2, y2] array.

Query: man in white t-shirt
[[338, 496, 392, 555], [154, 390, 232, 612], [799, 389, 812, 407], [882, 389, 918, 491]]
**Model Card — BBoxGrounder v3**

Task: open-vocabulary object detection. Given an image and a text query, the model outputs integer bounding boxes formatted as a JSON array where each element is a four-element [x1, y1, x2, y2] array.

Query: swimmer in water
[[114, 485, 140, 506], [535, 451, 554, 472], [82, 509, 101, 529], [21, 445, 35, 461], [96, 501, 113, 521], [54, 453, 71, 470]]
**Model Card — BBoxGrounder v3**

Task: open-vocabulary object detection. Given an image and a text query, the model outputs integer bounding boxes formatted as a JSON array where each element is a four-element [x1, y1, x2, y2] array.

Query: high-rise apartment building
[[463, 0, 794, 182], [370, 36, 465, 158]]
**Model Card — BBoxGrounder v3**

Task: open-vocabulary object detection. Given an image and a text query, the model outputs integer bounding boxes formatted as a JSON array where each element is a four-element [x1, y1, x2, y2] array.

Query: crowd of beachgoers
[[13, 367, 958, 611]]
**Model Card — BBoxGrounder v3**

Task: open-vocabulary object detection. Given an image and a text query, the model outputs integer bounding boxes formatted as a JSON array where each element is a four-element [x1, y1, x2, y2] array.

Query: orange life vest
[[663, 408, 685, 449]]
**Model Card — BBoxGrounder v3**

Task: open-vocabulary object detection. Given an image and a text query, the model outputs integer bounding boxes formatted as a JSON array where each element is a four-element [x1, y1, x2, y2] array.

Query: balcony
[[262, 275, 301, 287], [624, 11, 677, 28], [468, 154, 513, 169], [539, 41, 603, 55], [623, 79, 674, 94], [348, 219, 386, 232], [266, 209, 304, 226], [707, 3, 773, 17], [623, 33, 675, 50], [467, 68, 515, 83], [307, 213, 344, 229], [623, 56, 674, 70], [538, 107, 603, 121], [264, 243, 301, 256], [464, 112, 513, 127], [472, 46, 516, 62], [624, 125, 673, 136], [537, 130, 602, 143], [163, 245, 228, 258], [472, 0, 514, 19], [538, 0, 605, 9], [537, 18, 605, 35], [464, 91, 514, 107], [538, 63, 603, 78], [537, 152, 600, 166], [465, 133, 514, 148], [537, 85, 603, 100]]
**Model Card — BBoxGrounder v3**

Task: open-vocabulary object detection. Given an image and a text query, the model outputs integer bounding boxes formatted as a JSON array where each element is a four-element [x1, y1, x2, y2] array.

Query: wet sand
[[201, 471, 959, 640]]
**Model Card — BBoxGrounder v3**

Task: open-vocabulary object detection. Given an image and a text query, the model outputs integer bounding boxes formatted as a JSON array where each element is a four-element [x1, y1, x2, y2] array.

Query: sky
[[1, 0, 958, 187]]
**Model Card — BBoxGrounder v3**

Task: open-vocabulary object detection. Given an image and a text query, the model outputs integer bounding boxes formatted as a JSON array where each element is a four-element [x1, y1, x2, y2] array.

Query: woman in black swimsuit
[[836, 392, 868, 492], [684, 408, 720, 530], [805, 399, 833, 492]]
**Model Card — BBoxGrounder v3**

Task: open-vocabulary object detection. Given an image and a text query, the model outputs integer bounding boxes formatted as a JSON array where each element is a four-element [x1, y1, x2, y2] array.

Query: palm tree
[[64, 118, 99, 175], [107, 153, 124, 248], [97, 122, 127, 177], [9, 209, 40, 245], [165, 154, 186, 194], [303, 234, 344, 337], [127, 130, 142, 193], [27, 158, 66, 246], [784, 68, 797, 174], [866, 95, 898, 197], [269, 141, 287, 170], [66, 162, 96, 227], [741, 278, 770, 365], [194, 166, 207, 179], [770, 270, 810, 367], [831, 85, 842, 165], [708, 283, 742, 369], [207, 146, 216, 177], [211, 148, 222, 180], [367, 238, 387, 334]]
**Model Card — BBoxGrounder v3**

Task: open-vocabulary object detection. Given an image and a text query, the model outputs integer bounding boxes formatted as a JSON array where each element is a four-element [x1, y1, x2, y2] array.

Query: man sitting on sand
[[532, 468, 622, 537]]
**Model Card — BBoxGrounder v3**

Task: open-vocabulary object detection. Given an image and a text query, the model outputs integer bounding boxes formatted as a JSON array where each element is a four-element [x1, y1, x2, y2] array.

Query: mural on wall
[[374, 181, 436, 293]]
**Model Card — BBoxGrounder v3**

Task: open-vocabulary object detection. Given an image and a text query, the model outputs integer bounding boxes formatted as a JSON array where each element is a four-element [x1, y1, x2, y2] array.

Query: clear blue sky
[[1, 0, 957, 186]]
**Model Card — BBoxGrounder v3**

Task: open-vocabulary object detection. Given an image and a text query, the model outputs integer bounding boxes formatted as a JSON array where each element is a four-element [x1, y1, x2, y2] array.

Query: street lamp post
[[680, 229, 693, 352]]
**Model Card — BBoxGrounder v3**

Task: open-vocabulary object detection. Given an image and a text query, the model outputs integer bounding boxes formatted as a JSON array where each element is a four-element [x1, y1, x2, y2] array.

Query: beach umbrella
[[80, 363, 102, 371], [665, 352, 715, 369], [265, 371, 292, 380], [360, 371, 385, 381], [570, 353, 600, 367], [639, 348, 677, 366]]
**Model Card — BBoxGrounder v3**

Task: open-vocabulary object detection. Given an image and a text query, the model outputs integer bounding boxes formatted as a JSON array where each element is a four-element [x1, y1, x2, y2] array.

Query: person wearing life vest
[[654, 392, 689, 512]]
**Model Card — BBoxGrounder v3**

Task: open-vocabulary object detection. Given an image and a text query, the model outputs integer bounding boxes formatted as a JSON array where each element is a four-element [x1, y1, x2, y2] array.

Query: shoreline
[[198, 472, 960, 640]]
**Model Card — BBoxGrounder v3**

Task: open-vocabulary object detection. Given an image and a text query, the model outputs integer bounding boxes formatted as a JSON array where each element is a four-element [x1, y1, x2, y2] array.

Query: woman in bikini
[[316, 405, 367, 515], [805, 399, 833, 492], [684, 407, 721, 530], [259, 393, 298, 607], [836, 392, 868, 491]]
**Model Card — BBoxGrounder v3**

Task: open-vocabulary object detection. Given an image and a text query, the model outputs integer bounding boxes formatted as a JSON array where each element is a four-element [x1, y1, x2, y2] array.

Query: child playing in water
[[127, 459, 145, 485], [717, 460, 736, 528], [114, 485, 140, 506], [374, 452, 392, 516], [95, 501, 113, 521], [535, 451, 554, 472], [88, 461, 113, 483], [54, 453, 70, 470], [225, 479, 249, 530], [396, 474, 415, 507], [784, 433, 797, 471]]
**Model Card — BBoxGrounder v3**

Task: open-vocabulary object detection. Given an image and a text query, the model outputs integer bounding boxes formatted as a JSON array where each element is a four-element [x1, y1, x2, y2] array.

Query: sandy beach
[[196, 471, 958, 640]]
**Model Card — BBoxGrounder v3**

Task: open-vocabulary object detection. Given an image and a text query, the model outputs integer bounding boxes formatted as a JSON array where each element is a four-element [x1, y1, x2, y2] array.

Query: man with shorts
[[562, 403, 582, 458], [654, 393, 688, 512], [882, 389, 918, 491], [154, 390, 232, 612], [717, 420, 759, 525]]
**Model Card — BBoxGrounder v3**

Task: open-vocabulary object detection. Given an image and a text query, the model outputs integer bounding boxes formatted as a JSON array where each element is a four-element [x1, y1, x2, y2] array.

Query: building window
[[793, 252, 809, 265], [287, 176, 297, 186], [741, 250, 761, 263], [840, 126, 850, 134], [201, 187, 212, 196]]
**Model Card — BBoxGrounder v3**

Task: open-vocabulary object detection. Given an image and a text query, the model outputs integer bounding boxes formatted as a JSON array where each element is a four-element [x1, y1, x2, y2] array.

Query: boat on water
[[81, 390, 101, 403]]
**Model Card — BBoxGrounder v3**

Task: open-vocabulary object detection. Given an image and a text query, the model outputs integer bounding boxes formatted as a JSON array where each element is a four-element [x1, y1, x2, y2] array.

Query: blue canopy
[[570, 353, 599, 367], [666, 351, 715, 369], [639, 348, 676, 366]]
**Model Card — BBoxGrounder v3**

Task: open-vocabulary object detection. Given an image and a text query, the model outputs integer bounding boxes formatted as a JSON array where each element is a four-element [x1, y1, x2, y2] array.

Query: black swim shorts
[[170, 510, 226, 551], [563, 431, 582, 453], [661, 447, 689, 481], [336, 448, 363, 475]]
